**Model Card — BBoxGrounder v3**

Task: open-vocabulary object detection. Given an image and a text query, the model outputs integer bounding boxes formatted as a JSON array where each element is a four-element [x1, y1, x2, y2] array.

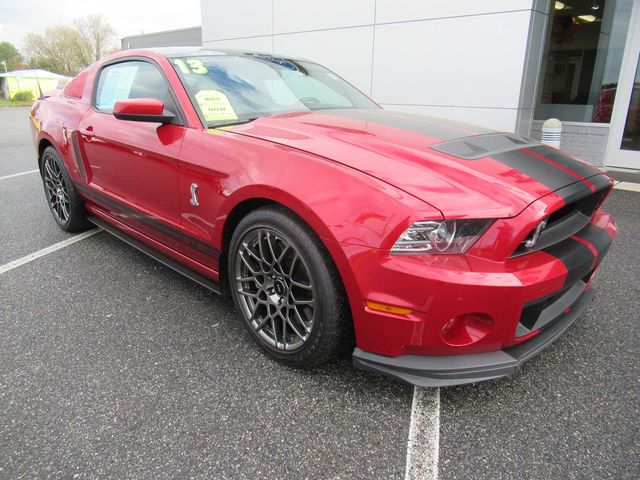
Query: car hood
[[224, 109, 604, 218]]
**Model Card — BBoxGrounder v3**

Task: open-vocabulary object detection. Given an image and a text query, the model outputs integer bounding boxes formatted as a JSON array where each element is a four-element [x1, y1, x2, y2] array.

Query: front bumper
[[340, 203, 615, 386], [341, 209, 614, 358], [353, 285, 595, 387]]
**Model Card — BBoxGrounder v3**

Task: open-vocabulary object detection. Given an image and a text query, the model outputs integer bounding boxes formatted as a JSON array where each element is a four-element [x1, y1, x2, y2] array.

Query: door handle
[[79, 126, 95, 139]]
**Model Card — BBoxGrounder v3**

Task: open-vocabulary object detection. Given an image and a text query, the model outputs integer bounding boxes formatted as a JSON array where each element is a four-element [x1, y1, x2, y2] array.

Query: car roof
[[142, 46, 312, 63]]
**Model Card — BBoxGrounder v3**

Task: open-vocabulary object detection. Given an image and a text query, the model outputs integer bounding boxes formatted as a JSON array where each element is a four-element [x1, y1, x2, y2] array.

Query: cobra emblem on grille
[[524, 220, 547, 249]]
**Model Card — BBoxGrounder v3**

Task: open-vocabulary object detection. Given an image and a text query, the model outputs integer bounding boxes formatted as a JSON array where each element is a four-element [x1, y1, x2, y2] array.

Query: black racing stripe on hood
[[491, 149, 594, 200], [322, 108, 494, 141], [314, 109, 608, 204], [525, 145, 601, 180], [553, 177, 607, 205], [544, 238, 594, 287]]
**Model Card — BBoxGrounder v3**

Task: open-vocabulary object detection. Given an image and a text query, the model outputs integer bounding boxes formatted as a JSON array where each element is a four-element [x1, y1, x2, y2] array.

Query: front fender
[[201, 132, 441, 251], [179, 129, 441, 339]]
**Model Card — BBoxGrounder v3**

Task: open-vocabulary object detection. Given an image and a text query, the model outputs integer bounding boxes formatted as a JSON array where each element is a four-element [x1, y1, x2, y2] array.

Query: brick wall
[[531, 121, 610, 166]]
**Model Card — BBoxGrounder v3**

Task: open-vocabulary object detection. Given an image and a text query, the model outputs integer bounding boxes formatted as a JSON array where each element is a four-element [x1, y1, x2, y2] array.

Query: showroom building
[[124, 0, 640, 171]]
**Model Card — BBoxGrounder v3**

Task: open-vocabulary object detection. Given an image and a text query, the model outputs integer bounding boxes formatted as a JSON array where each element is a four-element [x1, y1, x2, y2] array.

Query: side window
[[95, 60, 178, 115]]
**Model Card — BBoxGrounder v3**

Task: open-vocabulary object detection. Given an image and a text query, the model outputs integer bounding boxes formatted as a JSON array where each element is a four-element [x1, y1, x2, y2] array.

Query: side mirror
[[113, 98, 175, 124]]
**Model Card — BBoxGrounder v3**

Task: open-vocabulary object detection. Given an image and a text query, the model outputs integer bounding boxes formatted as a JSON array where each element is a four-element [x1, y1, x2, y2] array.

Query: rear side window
[[94, 60, 178, 114], [64, 68, 89, 99]]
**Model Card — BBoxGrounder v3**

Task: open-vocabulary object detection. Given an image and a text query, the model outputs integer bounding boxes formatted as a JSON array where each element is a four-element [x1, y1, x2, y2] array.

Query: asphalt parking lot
[[1, 106, 638, 479]]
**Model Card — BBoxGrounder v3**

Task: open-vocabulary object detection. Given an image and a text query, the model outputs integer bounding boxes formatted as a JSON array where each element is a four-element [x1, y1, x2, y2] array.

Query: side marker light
[[366, 301, 413, 315]]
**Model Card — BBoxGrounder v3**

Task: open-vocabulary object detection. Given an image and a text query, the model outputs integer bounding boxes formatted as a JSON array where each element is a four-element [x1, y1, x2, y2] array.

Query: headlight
[[391, 219, 492, 254]]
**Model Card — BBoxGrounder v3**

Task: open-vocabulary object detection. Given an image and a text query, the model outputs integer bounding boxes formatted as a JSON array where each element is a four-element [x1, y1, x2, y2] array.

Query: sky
[[0, 0, 201, 50]]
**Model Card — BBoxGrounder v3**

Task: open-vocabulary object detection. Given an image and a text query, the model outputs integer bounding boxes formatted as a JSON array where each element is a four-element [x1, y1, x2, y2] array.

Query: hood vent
[[430, 133, 541, 160]]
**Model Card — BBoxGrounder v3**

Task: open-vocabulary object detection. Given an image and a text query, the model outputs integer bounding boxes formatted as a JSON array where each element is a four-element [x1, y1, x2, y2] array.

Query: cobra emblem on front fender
[[189, 183, 200, 207]]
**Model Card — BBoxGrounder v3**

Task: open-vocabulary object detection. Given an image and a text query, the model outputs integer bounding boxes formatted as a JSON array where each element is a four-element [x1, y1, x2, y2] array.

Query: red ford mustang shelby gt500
[[30, 48, 616, 386]]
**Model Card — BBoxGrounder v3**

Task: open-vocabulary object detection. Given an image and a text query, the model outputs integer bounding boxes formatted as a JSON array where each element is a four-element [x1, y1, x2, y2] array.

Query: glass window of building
[[535, 0, 634, 123], [621, 56, 640, 150]]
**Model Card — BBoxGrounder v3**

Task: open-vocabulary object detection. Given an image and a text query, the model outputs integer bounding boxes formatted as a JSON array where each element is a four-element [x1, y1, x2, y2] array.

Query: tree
[[24, 15, 117, 76], [74, 15, 116, 63], [25, 26, 87, 76], [0, 41, 24, 71]]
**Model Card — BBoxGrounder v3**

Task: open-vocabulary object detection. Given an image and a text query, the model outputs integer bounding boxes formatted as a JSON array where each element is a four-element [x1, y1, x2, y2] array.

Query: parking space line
[[0, 169, 39, 181], [405, 387, 441, 480], [0, 229, 101, 275]]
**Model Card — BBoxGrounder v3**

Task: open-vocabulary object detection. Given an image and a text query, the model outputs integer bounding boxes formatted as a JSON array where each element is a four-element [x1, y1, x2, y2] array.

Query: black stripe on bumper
[[545, 238, 595, 287], [544, 223, 611, 287], [574, 223, 612, 254]]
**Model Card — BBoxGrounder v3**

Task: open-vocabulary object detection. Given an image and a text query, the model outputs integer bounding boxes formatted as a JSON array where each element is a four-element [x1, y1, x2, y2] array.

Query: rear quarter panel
[[31, 91, 90, 183]]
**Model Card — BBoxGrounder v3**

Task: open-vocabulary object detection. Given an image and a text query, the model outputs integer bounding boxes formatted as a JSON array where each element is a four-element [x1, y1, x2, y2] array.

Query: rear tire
[[228, 206, 353, 367], [40, 146, 91, 232]]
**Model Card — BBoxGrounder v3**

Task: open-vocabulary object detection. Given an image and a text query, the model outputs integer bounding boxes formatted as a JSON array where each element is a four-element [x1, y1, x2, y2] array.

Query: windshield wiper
[[211, 117, 260, 129]]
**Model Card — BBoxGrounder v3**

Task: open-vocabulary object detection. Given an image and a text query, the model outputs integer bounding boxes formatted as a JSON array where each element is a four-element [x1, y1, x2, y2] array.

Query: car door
[[77, 59, 186, 251]]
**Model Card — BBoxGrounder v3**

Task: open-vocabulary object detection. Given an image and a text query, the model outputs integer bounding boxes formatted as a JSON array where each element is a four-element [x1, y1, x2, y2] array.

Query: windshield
[[171, 54, 379, 127]]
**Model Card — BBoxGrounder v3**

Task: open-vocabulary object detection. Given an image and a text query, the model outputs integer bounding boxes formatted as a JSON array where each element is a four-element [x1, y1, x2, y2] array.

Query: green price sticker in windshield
[[174, 59, 208, 75], [195, 89, 237, 122]]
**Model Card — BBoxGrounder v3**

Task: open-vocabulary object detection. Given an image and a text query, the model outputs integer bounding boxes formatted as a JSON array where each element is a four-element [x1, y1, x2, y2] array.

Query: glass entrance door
[[605, 1, 640, 169]]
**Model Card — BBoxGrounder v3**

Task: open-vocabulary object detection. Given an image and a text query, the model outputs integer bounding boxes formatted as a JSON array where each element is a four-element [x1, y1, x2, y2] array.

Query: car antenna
[[33, 68, 43, 99]]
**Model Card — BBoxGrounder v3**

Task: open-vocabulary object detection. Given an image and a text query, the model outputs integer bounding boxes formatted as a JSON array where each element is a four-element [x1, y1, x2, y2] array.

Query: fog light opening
[[442, 313, 493, 347]]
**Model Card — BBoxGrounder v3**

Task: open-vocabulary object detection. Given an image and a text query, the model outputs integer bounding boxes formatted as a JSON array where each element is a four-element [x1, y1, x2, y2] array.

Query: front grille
[[512, 186, 609, 257], [549, 187, 608, 225]]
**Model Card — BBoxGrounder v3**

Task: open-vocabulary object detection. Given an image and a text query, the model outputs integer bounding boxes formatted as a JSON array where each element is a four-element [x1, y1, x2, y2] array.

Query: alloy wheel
[[234, 227, 316, 351], [42, 154, 70, 225]]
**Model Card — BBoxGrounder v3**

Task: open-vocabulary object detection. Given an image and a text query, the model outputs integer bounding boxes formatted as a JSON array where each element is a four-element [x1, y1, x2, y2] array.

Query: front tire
[[228, 206, 353, 367], [40, 146, 90, 232]]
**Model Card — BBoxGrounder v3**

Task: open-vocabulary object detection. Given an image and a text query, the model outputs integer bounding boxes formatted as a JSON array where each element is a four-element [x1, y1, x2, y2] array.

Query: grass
[[0, 98, 34, 107]]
